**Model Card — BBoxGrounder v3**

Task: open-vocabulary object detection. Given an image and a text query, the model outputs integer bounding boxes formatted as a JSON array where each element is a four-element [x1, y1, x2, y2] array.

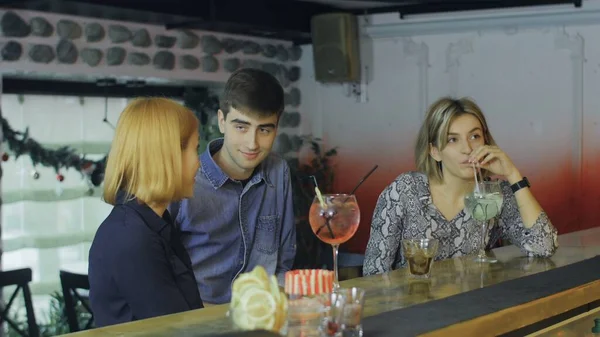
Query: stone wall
[[0, 9, 303, 88], [0, 8, 307, 160]]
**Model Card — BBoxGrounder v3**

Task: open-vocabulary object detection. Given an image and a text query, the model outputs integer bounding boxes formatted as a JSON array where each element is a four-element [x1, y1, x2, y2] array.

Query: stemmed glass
[[309, 194, 360, 289], [464, 180, 503, 263]]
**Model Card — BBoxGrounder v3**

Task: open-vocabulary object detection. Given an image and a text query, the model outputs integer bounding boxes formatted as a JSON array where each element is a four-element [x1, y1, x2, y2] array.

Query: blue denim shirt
[[170, 138, 296, 304]]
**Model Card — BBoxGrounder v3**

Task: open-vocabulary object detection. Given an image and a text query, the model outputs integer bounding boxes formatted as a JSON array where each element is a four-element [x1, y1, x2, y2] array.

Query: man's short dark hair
[[220, 68, 285, 120]]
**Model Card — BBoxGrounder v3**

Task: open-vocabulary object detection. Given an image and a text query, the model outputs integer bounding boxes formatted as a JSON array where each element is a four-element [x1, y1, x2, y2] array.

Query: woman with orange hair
[[89, 97, 203, 327]]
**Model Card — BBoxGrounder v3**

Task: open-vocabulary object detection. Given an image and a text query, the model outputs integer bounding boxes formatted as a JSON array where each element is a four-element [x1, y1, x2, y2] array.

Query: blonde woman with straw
[[363, 97, 558, 276], [88, 97, 204, 327]]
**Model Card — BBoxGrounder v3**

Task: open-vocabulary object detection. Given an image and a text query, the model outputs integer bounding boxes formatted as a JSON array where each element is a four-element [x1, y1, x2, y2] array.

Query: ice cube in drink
[[402, 238, 439, 278], [309, 198, 360, 245], [342, 303, 363, 328], [464, 192, 503, 221], [407, 253, 434, 276]]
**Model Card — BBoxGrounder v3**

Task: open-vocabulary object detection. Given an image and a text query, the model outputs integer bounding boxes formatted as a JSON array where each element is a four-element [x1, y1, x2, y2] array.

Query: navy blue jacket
[[88, 193, 203, 327]]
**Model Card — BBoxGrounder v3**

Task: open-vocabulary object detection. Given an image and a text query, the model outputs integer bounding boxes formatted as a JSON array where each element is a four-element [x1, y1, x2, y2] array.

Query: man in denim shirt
[[170, 68, 297, 305]]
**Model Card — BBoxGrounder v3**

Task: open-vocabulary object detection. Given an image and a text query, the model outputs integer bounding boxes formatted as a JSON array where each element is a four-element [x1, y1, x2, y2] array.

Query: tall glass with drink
[[309, 194, 360, 289], [464, 180, 504, 263]]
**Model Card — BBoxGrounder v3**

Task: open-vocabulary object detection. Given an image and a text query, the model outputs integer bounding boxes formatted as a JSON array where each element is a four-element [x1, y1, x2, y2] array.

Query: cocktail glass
[[309, 194, 360, 289], [464, 180, 504, 263]]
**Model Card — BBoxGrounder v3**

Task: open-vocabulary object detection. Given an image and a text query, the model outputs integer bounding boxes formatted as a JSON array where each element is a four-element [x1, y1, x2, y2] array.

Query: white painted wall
[[298, 3, 600, 253]]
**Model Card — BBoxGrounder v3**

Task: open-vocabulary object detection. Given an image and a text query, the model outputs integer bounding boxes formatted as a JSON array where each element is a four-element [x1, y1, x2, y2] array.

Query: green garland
[[0, 108, 106, 186]]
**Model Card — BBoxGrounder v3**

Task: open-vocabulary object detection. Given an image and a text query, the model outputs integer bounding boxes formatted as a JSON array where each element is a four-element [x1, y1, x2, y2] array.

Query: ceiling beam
[[2, 0, 193, 28], [394, 0, 581, 17], [3, 0, 341, 43], [1, 77, 195, 98], [162, 0, 341, 43], [345, 0, 581, 16]]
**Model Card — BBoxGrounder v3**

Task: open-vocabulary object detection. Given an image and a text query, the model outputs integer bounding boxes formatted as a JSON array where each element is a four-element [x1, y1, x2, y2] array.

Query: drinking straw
[[473, 162, 481, 194], [311, 175, 327, 209], [310, 175, 335, 239], [476, 163, 485, 195], [342, 165, 379, 203], [349, 165, 379, 195]]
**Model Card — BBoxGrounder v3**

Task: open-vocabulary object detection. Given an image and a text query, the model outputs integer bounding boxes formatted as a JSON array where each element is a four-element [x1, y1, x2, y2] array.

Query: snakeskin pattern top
[[363, 171, 558, 276]]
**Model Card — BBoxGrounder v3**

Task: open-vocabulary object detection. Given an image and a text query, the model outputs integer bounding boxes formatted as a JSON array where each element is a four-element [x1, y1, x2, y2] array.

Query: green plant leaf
[[325, 148, 338, 157]]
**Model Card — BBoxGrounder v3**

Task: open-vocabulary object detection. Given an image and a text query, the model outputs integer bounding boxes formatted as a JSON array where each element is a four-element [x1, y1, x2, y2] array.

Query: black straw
[[340, 165, 379, 204], [312, 166, 379, 239], [315, 214, 336, 238], [349, 165, 379, 195]]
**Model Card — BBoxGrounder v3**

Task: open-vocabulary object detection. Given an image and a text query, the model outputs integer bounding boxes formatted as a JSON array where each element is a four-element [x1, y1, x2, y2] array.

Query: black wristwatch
[[510, 177, 530, 193]]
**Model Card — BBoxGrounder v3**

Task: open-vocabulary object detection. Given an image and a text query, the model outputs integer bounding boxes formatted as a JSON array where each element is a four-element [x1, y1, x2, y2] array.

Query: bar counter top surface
[[528, 306, 600, 336], [64, 227, 600, 337]]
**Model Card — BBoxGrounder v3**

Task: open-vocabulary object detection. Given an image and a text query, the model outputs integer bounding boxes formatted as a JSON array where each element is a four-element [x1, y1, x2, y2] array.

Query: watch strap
[[510, 177, 530, 193]]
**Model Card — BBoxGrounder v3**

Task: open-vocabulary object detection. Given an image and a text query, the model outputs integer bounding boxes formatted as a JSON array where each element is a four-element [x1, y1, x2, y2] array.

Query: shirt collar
[[200, 138, 271, 189], [115, 191, 173, 236]]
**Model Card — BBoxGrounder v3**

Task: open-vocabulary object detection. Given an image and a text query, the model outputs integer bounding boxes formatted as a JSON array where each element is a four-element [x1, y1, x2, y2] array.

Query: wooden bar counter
[[64, 227, 600, 337]]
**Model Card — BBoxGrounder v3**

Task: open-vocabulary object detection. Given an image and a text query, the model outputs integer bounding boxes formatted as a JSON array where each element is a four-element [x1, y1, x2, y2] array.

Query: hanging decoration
[[0, 110, 107, 186]]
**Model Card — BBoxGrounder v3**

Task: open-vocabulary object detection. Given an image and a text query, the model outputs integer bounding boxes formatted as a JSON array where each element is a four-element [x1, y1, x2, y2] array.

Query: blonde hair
[[103, 97, 199, 206], [415, 97, 496, 182]]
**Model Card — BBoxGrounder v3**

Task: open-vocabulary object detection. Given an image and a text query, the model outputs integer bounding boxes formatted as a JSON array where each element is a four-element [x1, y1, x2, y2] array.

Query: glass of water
[[336, 287, 365, 337]]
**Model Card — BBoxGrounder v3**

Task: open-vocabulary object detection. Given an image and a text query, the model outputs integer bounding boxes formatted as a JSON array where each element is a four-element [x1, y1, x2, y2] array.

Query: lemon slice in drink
[[231, 271, 269, 307], [251, 265, 270, 283], [269, 275, 287, 331], [234, 288, 277, 330], [230, 266, 288, 332], [232, 274, 266, 294]]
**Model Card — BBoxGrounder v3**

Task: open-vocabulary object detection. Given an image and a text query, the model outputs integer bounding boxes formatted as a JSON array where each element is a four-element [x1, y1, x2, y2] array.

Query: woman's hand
[[469, 145, 522, 183]]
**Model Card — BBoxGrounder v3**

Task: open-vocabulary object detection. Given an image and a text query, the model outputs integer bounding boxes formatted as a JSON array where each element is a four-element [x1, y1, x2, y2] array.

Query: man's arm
[[276, 162, 296, 286]]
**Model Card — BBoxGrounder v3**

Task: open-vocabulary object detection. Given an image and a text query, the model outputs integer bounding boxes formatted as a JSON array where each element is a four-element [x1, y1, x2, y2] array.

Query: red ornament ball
[[57, 174, 65, 182], [2, 153, 9, 162]]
